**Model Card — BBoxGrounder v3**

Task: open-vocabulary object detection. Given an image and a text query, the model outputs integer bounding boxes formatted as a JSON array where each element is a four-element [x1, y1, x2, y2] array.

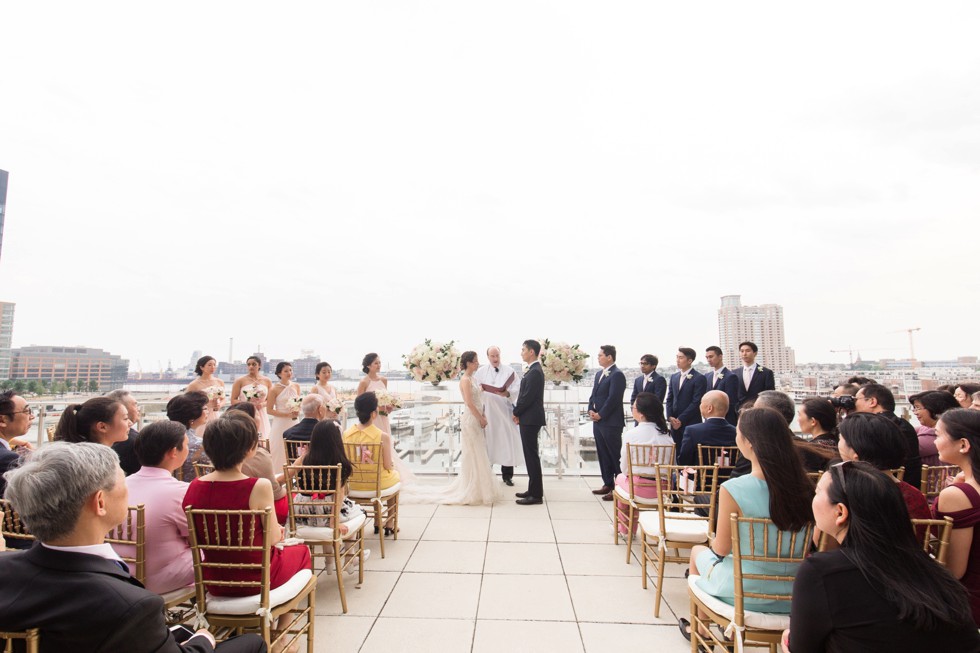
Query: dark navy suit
[[677, 417, 737, 467], [588, 365, 627, 487], [704, 367, 740, 425], [736, 364, 776, 411], [513, 361, 546, 499], [630, 373, 667, 405], [665, 369, 707, 447]]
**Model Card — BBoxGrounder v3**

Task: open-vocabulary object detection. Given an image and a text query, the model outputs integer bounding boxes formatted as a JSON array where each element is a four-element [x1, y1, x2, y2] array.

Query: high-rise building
[[0, 169, 8, 261], [717, 295, 796, 373], [0, 302, 14, 379], [9, 345, 129, 390]]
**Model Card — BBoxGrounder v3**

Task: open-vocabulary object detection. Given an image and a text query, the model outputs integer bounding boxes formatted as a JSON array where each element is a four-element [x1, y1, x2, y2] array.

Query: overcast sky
[[1, 2, 978, 372]]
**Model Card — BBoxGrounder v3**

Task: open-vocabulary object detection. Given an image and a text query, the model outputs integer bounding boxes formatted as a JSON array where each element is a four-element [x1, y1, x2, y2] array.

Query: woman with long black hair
[[783, 461, 980, 652], [294, 420, 366, 537]]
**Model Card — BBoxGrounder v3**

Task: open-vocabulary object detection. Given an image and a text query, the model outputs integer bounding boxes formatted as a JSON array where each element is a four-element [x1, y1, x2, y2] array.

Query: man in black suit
[[665, 347, 707, 448], [854, 382, 922, 491], [630, 354, 667, 406], [106, 389, 142, 476], [0, 390, 34, 497], [588, 345, 627, 500], [676, 390, 737, 466], [736, 341, 775, 412], [0, 442, 265, 653], [512, 339, 545, 505], [704, 346, 740, 425], [283, 394, 329, 442]]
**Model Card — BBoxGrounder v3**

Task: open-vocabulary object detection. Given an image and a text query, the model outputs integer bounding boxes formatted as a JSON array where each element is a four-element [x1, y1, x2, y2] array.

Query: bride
[[402, 350, 503, 505]]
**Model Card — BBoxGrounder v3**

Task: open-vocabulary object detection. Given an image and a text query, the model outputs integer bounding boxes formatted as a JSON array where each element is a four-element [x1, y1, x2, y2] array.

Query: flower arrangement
[[204, 386, 225, 402], [324, 395, 344, 415], [374, 390, 402, 416], [403, 339, 462, 386], [241, 385, 267, 401], [289, 395, 304, 414], [539, 339, 590, 386]]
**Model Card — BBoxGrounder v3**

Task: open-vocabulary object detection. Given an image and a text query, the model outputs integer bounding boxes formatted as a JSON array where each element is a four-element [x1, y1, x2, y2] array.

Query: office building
[[0, 302, 13, 379], [717, 295, 796, 373], [9, 345, 130, 390]]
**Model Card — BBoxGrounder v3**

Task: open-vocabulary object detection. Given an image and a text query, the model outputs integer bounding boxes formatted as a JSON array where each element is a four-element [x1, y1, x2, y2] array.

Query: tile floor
[[306, 475, 696, 652]]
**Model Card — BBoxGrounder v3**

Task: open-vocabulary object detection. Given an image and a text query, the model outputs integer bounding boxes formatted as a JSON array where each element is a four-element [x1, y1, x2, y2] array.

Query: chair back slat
[[912, 516, 954, 566], [730, 514, 813, 615], [625, 444, 674, 497], [194, 463, 215, 478], [284, 464, 344, 540], [887, 467, 905, 482], [344, 442, 384, 494], [284, 440, 308, 466], [0, 499, 35, 543], [0, 628, 40, 653], [697, 445, 741, 482], [654, 464, 720, 538], [104, 504, 146, 584], [920, 465, 957, 502]]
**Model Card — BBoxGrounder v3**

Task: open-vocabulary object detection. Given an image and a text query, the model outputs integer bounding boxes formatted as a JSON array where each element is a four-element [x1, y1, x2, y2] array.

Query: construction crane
[[829, 346, 897, 367], [904, 327, 922, 363]]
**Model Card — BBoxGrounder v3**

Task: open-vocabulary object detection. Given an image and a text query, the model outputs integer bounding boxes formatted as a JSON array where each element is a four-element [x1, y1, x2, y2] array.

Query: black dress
[[788, 549, 980, 652]]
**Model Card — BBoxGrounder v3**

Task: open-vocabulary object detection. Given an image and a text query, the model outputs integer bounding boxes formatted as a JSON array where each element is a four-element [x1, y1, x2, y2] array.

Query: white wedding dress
[[402, 376, 503, 505]]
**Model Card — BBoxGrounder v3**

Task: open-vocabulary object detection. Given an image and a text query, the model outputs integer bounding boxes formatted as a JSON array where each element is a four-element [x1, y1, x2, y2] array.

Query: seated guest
[[680, 408, 813, 642], [182, 415, 310, 639], [343, 392, 400, 534], [53, 396, 130, 447], [105, 389, 143, 476], [677, 390, 736, 467], [283, 394, 327, 443], [116, 420, 195, 594], [166, 391, 211, 481], [224, 406, 289, 524], [837, 412, 931, 525], [0, 390, 34, 495], [729, 390, 795, 479], [934, 408, 980, 625], [912, 390, 961, 466], [954, 384, 980, 410], [0, 442, 264, 652], [854, 383, 922, 490], [972, 391, 980, 411], [796, 398, 839, 472], [613, 392, 673, 535], [295, 420, 367, 538], [784, 460, 980, 652]]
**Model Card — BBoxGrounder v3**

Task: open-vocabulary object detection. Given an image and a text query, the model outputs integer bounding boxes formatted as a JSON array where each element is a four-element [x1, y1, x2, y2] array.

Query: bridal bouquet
[[403, 339, 462, 386], [241, 385, 267, 401], [540, 339, 589, 386], [374, 390, 401, 416]]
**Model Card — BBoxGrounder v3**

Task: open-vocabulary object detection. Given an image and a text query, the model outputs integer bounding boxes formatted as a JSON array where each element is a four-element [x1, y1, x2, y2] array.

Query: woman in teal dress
[[680, 408, 814, 640]]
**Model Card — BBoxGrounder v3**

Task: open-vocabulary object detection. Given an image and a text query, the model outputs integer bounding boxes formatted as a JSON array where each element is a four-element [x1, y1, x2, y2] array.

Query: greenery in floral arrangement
[[539, 339, 590, 386], [403, 339, 462, 386]]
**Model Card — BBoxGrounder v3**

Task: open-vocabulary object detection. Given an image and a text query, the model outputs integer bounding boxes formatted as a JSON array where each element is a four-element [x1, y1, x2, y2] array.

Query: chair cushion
[[159, 586, 195, 605], [206, 569, 314, 615], [638, 511, 709, 543], [295, 511, 367, 541], [349, 482, 401, 499], [687, 575, 791, 630], [614, 484, 658, 505]]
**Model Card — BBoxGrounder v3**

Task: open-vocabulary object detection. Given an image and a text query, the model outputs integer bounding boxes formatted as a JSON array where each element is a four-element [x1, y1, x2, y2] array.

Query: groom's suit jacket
[[588, 366, 627, 428], [513, 362, 546, 427], [665, 369, 706, 444], [630, 373, 667, 405], [704, 366, 740, 424]]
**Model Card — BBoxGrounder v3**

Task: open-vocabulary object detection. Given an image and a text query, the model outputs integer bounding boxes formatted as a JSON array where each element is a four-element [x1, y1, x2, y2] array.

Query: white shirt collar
[[0, 438, 11, 451], [743, 362, 757, 372], [42, 542, 125, 562]]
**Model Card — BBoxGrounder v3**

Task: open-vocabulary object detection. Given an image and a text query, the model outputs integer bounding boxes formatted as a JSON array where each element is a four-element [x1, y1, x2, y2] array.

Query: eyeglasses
[[1, 407, 35, 418]]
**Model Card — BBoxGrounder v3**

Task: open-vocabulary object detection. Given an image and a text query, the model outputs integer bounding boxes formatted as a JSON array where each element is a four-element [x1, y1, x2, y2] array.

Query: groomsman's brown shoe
[[592, 485, 612, 495]]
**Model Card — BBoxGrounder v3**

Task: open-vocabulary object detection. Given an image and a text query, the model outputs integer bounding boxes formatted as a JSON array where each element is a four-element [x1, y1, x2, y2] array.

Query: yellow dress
[[343, 423, 401, 491]]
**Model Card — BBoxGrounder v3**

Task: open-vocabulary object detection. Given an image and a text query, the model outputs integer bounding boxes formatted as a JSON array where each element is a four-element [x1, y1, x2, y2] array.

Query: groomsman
[[630, 354, 667, 405], [736, 341, 775, 411], [588, 345, 627, 500], [704, 346, 739, 425], [665, 347, 707, 447]]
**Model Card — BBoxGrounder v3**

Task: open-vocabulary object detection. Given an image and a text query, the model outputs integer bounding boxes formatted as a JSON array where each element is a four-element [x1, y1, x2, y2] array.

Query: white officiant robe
[[474, 364, 524, 467]]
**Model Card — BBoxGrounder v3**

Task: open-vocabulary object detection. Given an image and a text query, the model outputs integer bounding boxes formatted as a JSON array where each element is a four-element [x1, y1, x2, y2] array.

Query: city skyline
[[1, 4, 978, 369]]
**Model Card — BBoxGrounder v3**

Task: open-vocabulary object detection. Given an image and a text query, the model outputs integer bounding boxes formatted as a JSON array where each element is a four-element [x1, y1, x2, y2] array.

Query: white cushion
[[638, 511, 709, 543], [295, 511, 367, 541], [687, 574, 790, 630], [614, 484, 659, 505], [349, 482, 401, 499], [206, 569, 313, 615], [159, 586, 195, 604]]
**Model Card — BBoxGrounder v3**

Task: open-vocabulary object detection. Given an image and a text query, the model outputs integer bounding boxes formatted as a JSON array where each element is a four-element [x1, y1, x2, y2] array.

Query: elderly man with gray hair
[[105, 388, 142, 475], [282, 393, 329, 443], [0, 442, 266, 652]]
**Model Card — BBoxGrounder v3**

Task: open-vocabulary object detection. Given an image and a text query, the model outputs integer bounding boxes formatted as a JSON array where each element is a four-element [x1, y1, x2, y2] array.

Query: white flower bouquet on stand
[[540, 339, 589, 386], [403, 339, 462, 386]]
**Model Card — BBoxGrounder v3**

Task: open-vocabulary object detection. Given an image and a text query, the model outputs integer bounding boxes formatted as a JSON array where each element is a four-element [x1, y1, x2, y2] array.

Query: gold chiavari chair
[[344, 442, 400, 559], [0, 629, 40, 653], [697, 445, 742, 484], [0, 498, 34, 547], [921, 465, 958, 504], [613, 443, 674, 562], [284, 440, 308, 467]]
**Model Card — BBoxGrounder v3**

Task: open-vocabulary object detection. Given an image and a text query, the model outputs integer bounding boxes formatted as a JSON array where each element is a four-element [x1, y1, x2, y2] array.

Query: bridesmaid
[[230, 355, 273, 439], [186, 356, 225, 426], [311, 361, 340, 419], [356, 353, 390, 435], [267, 361, 301, 473]]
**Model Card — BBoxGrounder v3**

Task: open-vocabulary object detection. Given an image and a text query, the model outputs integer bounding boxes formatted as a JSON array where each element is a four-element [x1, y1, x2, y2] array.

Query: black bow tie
[[494, 367, 499, 373]]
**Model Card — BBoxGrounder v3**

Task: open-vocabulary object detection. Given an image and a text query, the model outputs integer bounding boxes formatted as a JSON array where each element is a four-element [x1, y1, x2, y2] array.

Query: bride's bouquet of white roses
[[403, 339, 462, 386], [374, 390, 402, 416], [539, 339, 589, 386]]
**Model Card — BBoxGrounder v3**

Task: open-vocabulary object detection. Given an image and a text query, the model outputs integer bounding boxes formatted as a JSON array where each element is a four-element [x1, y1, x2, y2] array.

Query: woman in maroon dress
[[183, 414, 311, 641], [934, 408, 980, 625]]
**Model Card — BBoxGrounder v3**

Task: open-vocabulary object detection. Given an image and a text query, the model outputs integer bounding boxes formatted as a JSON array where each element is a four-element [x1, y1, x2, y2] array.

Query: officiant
[[475, 346, 525, 486]]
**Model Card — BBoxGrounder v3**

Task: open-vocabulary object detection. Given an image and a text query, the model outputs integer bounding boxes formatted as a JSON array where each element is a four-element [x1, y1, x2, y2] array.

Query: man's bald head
[[700, 390, 730, 419]]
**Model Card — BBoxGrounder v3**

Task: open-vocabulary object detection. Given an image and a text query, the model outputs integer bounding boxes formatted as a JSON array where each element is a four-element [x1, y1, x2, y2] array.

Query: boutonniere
[[717, 372, 725, 379], [685, 373, 693, 380], [757, 365, 765, 372], [601, 369, 610, 379]]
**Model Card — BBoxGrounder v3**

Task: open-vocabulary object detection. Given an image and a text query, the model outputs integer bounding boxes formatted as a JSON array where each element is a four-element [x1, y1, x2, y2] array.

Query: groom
[[512, 339, 545, 505]]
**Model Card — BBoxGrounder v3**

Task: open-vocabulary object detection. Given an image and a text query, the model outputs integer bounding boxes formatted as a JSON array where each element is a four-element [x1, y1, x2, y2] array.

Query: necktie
[[678, 373, 685, 390], [744, 368, 752, 390], [713, 372, 719, 388]]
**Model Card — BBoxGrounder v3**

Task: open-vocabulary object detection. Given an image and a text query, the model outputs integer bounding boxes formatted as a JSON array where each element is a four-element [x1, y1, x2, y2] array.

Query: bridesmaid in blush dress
[[311, 361, 340, 419], [186, 356, 226, 430], [231, 355, 272, 439], [356, 353, 390, 434], [266, 362, 301, 474]]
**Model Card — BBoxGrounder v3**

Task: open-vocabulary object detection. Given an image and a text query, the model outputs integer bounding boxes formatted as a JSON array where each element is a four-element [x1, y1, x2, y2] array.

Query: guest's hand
[[669, 417, 682, 430], [193, 629, 216, 648], [780, 629, 791, 653]]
